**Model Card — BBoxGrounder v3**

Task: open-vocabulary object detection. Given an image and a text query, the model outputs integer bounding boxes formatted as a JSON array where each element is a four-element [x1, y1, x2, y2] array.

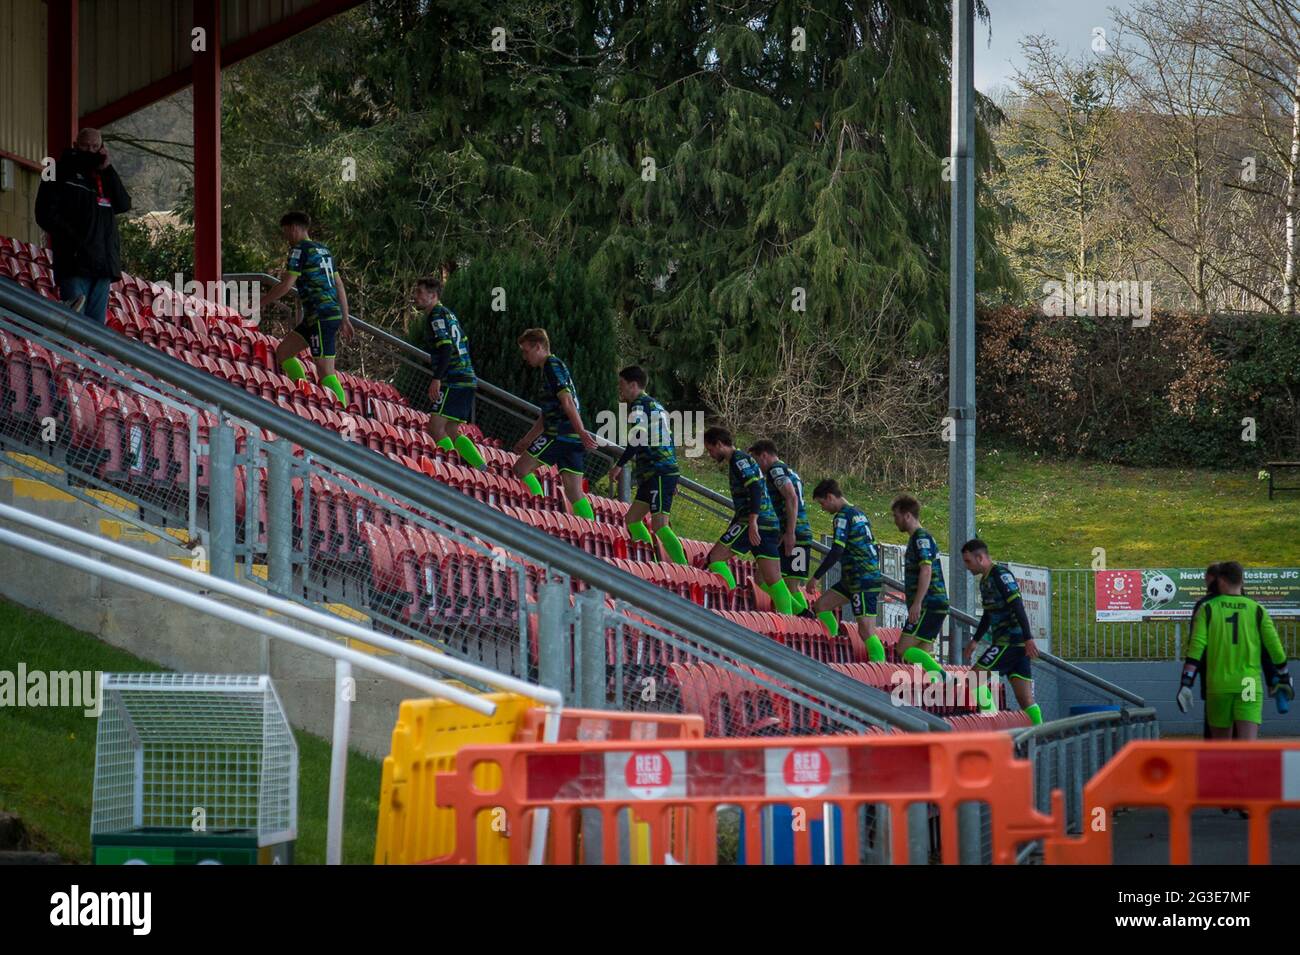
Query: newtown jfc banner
[[1094, 568, 1300, 622]]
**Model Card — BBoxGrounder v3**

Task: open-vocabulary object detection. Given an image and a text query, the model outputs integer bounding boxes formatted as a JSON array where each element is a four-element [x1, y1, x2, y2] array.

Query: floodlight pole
[[948, 0, 977, 663], [950, 0, 984, 866]]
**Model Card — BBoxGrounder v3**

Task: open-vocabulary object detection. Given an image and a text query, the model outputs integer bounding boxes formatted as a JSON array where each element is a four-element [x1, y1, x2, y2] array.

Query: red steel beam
[[46, 0, 79, 160], [193, 0, 222, 283], [0, 148, 44, 173]]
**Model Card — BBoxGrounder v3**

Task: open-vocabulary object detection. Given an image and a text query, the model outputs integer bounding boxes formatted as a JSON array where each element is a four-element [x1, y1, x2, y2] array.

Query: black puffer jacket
[[35, 147, 132, 282]]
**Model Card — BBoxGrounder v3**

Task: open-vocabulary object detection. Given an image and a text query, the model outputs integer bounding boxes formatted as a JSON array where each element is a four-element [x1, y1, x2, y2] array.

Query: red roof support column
[[46, 0, 79, 162], [193, 0, 223, 285]]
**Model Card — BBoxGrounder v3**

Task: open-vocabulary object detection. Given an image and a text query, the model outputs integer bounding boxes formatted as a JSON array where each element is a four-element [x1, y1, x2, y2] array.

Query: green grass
[[676, 445, 1300, 569], [0, 599, 382, 864]]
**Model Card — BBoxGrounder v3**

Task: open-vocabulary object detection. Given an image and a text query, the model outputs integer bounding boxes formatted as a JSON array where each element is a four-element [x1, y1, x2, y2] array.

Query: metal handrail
[[1010, 706, 1158, 747], [2, 276, 947, 733], [0, 517, 510, 864], [0, 503, 563, 708], [225, 271, 1147, 710]]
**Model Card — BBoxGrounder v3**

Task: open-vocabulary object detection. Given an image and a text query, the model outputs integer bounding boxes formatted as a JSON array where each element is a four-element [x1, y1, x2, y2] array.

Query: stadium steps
[[1, 237, 995, 733], [0, 240, 823, 622]]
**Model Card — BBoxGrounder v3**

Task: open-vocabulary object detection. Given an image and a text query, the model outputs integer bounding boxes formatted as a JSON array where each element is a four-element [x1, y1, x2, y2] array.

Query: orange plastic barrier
[[1045, 740, 1300, 864], [376, 700, 705, 864], [516, 708, 705, 742], [425, 731, 1060, 864]]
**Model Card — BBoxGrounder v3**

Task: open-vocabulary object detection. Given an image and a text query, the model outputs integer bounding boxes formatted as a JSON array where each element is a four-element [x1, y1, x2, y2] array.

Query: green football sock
[[976, 678, 997, 712], [523, 473, 544, 496], [572, 496, 595, 520], [281, 357, 306, 382], [786, 582, 808, 614], [453, 433, 487, 470], [1025, 702, 1042, 725], [437, 437, 455, 451], [764, 578, 793, 614], [628, 521, 654, 543], [865, 634, 886, 661], [655, 525, 688, 565], [902, 646, 945, 683], [709, 561, 737, 590], [818, 611, 839, 636], [321, 374, 346, 405]]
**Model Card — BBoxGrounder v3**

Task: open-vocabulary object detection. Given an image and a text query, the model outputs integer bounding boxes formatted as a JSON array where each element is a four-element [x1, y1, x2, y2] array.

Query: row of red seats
[[4, 281, 809, 653], [669, 658, 1032, 736], [948, 711, 1033, 731], [715, 610, 860, 665], [669, 660, 782, 736], [0, 246, 403, 414], [111, 301, 404, 412], [163, 339, 513, 471], [3, 244, 677, 534], [830, 661, 1004, 715], [353, 518, 536, 635], [117, 273, 243, 324], [0, 255, 56, 293], [342, 491, 872, 680], [3, 239, 846, 682], [0, 237, 54, 266], [665, 660, 899, 737], [603, 556, 740, 606], [0, 330, 196, 493], [4, 347, 899, 734], [0, 249, 246, 327]]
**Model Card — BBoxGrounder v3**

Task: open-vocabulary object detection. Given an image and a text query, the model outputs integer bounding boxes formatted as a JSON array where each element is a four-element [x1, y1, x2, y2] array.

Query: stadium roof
[[1, 0, 365, 278]]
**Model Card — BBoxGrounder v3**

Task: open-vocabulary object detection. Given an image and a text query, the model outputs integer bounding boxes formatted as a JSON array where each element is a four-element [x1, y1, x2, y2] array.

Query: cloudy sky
[[976, 0, 1126, 95]]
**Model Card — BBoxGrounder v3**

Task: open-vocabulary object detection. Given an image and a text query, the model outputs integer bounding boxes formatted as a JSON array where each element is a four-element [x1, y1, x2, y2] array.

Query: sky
[[975, 0, 1127, 96]]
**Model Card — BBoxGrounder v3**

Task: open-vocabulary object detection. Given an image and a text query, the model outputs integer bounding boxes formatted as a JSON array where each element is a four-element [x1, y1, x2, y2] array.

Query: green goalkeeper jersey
[[1187, 594, 1287, 696]]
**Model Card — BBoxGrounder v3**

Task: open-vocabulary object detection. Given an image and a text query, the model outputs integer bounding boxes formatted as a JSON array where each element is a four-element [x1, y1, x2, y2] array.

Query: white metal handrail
[[0, 503, 563, 708], [0, 507, 564, 864]]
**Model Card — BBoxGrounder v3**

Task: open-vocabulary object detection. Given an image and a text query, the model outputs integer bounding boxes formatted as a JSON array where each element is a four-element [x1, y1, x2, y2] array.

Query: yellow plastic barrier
[[374, 692, 537, 864], [376, 699, 708, 864]]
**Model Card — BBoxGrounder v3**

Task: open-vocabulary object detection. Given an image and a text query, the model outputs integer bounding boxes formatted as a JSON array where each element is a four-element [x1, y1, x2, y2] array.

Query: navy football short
[[526, 433, 586, 474], [718, 520, 781, 560], [832, 576, 882, 617], [973, 642, 1032, 681], [903, 608, 947, 644], [780, 541, 814, 580], [633, 474, 679, 515], [433, 385, 475, 424], [292, 312, 342, 359]]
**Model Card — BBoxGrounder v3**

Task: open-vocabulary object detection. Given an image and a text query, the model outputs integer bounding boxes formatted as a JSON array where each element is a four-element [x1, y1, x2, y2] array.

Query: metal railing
[[0, 501, 565, 864], [0, 308, 201, 546], [287, 281, 1148, 715], [1010, 706, 1160, 862], [0, 276, 945, 735]]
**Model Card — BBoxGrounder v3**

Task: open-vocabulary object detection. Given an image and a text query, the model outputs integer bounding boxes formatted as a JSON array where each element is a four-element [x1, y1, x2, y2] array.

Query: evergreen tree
[[221, 0, 1014, 408]]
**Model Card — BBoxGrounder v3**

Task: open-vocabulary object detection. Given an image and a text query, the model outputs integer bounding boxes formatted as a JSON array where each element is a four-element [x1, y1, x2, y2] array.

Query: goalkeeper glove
[[1177, 667, 1197, 714], [1267, 665, 1293, 695]]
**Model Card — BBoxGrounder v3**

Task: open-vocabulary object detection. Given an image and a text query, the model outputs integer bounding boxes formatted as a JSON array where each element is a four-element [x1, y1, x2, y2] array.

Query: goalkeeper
[[1178, 560, 1292, 740]]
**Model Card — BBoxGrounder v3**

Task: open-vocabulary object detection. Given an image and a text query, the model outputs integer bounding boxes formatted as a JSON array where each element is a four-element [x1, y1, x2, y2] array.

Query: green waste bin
[[93, 828, 294, 865], [91, 675, 298, 865]]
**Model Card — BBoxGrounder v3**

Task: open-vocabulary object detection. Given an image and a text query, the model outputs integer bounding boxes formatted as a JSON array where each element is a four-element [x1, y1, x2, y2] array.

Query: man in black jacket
[[34, 128, 132, 324]]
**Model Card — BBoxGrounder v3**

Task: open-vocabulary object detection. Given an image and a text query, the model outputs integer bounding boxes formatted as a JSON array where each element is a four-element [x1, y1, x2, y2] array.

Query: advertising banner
[[1095, 568, 1300, 621]]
